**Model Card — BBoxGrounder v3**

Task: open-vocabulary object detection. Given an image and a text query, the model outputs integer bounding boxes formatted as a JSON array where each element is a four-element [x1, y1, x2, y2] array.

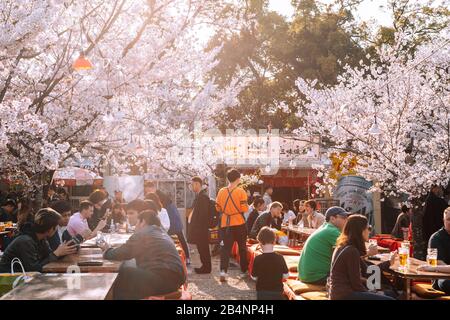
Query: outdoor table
[[43, 247, 122, 273], [285, 226, 316, 244], [390, 257, 450, 300], [366, 254, 450, 300], [81, 232, 132, 248], [0, 273, 118, 300]]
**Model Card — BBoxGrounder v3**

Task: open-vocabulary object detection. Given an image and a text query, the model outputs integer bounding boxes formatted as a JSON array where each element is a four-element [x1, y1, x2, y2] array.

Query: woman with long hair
[[329, 214, 396, 300]]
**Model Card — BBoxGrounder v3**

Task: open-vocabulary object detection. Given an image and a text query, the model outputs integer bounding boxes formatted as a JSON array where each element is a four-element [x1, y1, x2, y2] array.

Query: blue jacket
[[167, 202, 183, 234]]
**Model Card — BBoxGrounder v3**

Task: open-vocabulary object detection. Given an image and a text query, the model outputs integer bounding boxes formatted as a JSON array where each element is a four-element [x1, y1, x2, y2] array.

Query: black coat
[[187, 191, 211, 245], [249, 211, 281, 239], [422, 192, 448, 243], [88, 199, 112, 231], [0, 223, 59, 272], [246, 209, 259, 233], [47, 228, 73, 251]]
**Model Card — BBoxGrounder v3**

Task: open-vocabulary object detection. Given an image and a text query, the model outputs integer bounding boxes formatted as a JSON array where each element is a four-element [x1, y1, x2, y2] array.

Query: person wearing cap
[[298, 206, 350, 285], [0, 199, 16, 222]]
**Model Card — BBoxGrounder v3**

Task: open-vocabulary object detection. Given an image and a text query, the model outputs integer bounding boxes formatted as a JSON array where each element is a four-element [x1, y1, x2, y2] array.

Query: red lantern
[[72, 52, 93, 71]]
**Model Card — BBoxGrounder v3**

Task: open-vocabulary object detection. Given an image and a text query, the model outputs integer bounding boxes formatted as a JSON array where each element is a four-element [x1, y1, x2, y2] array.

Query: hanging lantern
[[330, 122, 341, 136], [368, 119, 382, 135], [72, 52, 93, 71]]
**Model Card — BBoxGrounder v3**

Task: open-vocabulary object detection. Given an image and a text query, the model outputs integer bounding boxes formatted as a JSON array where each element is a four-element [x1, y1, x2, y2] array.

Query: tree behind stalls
[[0, 0, 248, 190], [207, 0, 365, 131], [295, 28, 450, 200], [356, 0, 450, 59]]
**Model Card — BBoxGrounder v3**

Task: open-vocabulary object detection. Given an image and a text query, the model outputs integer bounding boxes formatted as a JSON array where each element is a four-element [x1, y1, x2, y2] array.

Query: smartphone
[[368, 256, 381, 261]]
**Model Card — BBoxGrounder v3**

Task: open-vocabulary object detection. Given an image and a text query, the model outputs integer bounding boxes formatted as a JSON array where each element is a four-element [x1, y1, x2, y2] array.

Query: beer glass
[[427, 248, 438, 267], [96, 231, 105, 246], [399, 247, 409, 271]]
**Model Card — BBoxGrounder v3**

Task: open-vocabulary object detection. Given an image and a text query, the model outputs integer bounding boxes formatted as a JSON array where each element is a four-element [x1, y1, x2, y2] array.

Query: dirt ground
[[186, 247, 256, 300]]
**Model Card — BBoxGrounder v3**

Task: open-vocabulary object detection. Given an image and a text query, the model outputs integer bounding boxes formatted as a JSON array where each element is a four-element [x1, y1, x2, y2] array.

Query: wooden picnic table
[[81, 232, 132, 248], [0, 273, 118, 300], [42, 247, 122, 273], [366, 254, 450, 299], [284, 226, 316, 244]]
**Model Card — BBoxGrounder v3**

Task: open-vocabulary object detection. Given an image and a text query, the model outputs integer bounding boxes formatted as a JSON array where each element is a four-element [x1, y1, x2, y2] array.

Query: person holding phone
[[0, 208, 77, 272], [99, 210, 186, 299], [67, 200, 107, 240]]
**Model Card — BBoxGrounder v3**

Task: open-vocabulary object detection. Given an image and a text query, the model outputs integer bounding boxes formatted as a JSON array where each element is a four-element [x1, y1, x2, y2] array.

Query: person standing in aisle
[[216, 169, 249, 282], [187, 177, 212, 274]]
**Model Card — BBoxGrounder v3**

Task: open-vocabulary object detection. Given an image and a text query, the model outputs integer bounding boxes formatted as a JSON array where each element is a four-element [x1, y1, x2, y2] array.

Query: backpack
[[209, 198, 220, 228]]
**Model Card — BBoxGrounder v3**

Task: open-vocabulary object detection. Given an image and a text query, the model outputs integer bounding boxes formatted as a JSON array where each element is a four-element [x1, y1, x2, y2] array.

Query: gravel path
[[186, 247, 256, 300]]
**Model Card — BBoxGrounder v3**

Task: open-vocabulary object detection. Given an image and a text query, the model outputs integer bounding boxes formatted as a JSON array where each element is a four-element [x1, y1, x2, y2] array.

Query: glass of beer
[[0, 223, 5, 232], [427, 248, 438, 267], [399, 247, 409, 271]]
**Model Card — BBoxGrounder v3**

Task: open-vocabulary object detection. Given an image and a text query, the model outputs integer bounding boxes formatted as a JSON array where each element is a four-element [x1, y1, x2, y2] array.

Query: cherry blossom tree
[[0, 0, 249, 188], [295, 29, 450, 200]]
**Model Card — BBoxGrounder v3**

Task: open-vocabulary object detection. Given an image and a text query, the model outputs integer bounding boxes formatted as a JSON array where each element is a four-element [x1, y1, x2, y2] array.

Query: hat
[[325, 206, 348, 220]]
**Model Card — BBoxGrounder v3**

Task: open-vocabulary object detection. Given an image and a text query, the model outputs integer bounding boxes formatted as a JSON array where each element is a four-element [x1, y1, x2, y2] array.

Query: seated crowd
[[0, 168, 449, 301], [0, 185, 188, 300]]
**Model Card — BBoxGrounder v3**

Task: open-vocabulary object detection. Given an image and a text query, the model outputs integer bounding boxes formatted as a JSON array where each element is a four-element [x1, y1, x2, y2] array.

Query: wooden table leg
[[405, 278, 411, 300]]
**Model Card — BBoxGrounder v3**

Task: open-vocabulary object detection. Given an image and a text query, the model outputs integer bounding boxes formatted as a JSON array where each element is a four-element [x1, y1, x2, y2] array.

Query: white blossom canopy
[[0, 0, 250, 185], [295, 29, 450, 199]]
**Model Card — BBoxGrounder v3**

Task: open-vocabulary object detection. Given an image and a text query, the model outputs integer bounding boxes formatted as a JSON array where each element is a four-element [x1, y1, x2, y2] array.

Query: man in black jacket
[[0, 208, 77, 272], [187, 176, 212, 274], [48, 201, 74, 251], [249, 202, 283, 239], [423, 186, 448, 243], [0, 199, 16, 222]]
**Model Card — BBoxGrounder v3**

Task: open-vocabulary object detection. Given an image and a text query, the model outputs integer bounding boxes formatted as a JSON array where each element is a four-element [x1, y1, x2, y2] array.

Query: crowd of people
[[186, 169, 450, 300], [0, 184, 187, 299], [0, 167, 449, 300]]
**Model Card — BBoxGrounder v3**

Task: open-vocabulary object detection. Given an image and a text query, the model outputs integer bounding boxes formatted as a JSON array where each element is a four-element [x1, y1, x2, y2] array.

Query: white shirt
[[308, 211, 326, 229], [67, 212, 89, 237], [282, 210, 296, 224], [244, 204, 254, 221], [159, 208, 170, 232], [263, 193, 272, 207], [57, 226, 67, 242]]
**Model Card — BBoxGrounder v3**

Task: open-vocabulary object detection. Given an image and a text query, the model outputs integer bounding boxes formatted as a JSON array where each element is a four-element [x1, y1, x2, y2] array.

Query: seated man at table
[[249, 202, 283, 239], [125, 199, 152, 227], [0, 208, 77, 272], [0, 198, 16, 222], [420, 207, 450, 294], [99, 210, 186, 299], [67, 200, 107, 240], [298, 207, 351, 285], [48, 200, 74, 251]]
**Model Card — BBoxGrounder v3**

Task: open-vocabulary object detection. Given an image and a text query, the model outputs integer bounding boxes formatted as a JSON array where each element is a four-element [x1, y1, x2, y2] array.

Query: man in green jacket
[[298, 207, 349, 284]]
